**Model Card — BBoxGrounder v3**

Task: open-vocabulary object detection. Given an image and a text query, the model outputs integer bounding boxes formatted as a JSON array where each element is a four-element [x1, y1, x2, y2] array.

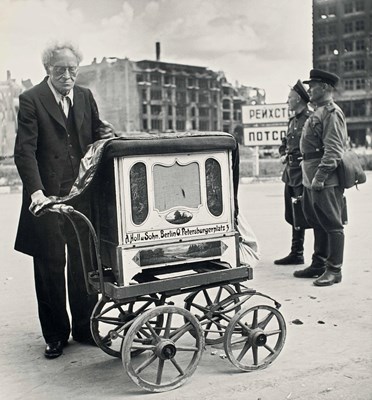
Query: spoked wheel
[[184, 285, 240, 344], [224, 305, 286, 371], [122, 305, 205, 392], [91, 295, 164, 358]]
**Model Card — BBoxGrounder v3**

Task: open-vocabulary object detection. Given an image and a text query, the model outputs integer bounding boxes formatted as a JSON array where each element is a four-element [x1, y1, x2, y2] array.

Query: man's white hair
[[42, 41, 83, 73]]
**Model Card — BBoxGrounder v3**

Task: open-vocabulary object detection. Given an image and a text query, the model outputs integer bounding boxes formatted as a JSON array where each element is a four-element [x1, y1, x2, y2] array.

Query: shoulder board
[[325, 103, 336, 113]]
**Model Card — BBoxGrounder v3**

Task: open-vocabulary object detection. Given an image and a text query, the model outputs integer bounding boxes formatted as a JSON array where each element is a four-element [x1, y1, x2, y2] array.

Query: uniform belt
[[302, 151, 324, 161], [288, 154, 302, 163]]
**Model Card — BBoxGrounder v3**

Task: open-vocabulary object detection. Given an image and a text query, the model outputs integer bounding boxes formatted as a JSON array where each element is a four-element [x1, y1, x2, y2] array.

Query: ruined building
[[76, 44, 265, 136]]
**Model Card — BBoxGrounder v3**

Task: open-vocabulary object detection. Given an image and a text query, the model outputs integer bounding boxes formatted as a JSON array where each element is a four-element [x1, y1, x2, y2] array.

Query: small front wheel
[[224, 304, 286, 371], [122, 305, 204, 392]]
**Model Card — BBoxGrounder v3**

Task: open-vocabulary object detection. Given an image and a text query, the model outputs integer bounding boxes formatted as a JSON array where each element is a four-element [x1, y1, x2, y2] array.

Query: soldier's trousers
[[284, 184, 305, 255], [302, 186, 344, 271], [284, 184, 303, 226]]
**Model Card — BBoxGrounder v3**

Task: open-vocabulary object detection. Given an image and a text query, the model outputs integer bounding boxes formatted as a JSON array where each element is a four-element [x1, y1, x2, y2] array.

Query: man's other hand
[[280, 155, 287, 164], [97, 120, 115, 139]]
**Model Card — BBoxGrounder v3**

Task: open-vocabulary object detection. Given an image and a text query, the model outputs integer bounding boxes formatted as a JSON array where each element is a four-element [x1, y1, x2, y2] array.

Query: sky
[[0, 0, 313, 103]]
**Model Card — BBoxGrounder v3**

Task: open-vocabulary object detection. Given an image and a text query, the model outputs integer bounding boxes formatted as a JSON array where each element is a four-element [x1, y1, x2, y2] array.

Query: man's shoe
[[293, 265, 325, 278], [313, 270, 342, 287], [274, 253, 304, 265], [75, 336, 112, 347], [44, 340, 67, 359]]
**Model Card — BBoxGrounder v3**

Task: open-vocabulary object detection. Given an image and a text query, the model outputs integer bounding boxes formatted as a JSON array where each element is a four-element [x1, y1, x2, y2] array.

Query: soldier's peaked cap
[[292, 80, 310, 103], [303, 69, 340, 87]]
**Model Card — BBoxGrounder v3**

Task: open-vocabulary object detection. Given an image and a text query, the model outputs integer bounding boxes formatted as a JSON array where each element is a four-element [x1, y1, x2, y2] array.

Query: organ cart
[[44, 132, 286, 393]]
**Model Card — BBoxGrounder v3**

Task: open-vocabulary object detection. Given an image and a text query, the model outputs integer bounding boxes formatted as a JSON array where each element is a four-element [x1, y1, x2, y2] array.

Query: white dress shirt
[[47, 77, 74, 118]]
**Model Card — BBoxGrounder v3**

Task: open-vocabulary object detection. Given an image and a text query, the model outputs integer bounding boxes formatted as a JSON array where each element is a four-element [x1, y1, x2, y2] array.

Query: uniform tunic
[[279, 107, 311, 226], [280, 107, 311, 187], [300, 100, 347, 188], [300, 99, 348, 269]]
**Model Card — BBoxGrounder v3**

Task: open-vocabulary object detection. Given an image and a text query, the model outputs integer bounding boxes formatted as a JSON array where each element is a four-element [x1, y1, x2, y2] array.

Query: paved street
[[1, 175, 371, 400]]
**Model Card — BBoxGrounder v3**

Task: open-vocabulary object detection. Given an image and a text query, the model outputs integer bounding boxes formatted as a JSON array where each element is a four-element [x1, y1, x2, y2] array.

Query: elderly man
[[14, 42, 114, 358], [294, 69, 348, 286], [274, 80, 311, 266]]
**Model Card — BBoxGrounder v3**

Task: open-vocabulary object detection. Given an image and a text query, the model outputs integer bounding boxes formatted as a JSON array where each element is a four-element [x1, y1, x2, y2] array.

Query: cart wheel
[[122, 305, 204, 392], [184, 285, 240, 345], [224, 305, 286, 371], [91, 295, 164, 358]]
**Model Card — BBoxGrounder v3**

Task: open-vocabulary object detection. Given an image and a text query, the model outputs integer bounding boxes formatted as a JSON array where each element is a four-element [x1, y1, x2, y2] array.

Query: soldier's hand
[[280, 155, 287, 164], [311, 177, 324, 191], [97, 120, 115, 139]]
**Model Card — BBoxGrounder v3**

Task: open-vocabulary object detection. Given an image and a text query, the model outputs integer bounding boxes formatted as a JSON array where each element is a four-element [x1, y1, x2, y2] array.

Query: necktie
[[60, 96, 71, 118]]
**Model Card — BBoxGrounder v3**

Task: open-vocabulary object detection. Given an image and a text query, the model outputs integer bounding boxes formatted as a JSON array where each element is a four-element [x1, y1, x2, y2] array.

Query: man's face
[[287, 90, 300, 112], [48, 48, 79, 95], [308, 81, 326, 104]]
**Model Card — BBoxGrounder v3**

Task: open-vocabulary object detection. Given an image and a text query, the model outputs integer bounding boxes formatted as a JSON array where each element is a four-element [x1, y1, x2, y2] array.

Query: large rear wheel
[[91, 295, 164, 358], [184, 285, 240, 344]]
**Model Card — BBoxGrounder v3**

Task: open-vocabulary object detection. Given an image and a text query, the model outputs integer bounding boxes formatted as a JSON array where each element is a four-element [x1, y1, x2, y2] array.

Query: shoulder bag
[[337, 149, 367, 189]]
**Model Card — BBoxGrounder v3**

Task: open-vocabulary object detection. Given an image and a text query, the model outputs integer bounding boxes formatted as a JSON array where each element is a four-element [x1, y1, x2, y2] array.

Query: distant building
[[0, 71, 23, 157], [136, 58, 223, 133], [312, 0, 372, 147], [76, 45, 265, 136], [232, 85, 267, 144], [236, 85, 266, 106]]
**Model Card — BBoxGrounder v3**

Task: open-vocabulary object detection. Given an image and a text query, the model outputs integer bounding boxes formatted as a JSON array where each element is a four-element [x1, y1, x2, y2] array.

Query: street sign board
[[243, 126, 287, 146], [242, 103, 289, 125], [242, 103, 289, 146]]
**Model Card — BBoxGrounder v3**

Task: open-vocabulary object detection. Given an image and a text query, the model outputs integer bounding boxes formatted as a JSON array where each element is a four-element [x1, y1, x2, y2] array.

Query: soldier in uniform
[[274, 80, 312, 265], [294, 69, 348, 286]]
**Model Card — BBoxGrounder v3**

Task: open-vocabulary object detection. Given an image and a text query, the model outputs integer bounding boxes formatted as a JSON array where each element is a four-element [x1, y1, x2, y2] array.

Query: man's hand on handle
[[31, 190, 48, 206], [30, 190, 52, 216]]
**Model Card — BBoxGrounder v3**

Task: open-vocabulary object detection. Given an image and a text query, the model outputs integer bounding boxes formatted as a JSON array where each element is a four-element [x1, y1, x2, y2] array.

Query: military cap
[[303, 68, 339, 87], [292, 79, 310, 103]]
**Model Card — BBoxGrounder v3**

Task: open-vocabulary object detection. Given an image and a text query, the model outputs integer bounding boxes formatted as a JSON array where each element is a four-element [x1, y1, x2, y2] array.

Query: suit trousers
[[302, 186, 344, 270], [33, 185, 97, 343]]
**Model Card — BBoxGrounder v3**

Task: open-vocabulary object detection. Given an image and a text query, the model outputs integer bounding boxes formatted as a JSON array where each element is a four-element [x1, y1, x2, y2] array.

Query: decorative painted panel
[[205, 158, 223, 216], [130, 162, 148, 225], [153, 162, 201, 211]]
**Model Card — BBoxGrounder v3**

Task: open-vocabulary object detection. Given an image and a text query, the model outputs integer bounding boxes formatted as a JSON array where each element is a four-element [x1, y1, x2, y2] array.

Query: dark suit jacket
[[14, 77, 103, 256]]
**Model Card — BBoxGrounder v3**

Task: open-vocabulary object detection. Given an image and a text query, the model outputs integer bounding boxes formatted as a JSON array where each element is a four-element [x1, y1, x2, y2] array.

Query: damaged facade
[[76, 50, 265, 138]]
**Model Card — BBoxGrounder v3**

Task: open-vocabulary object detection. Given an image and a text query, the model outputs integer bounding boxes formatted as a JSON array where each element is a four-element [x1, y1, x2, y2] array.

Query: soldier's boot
[[274, 228, 304, 265], [294, 229, 327, 278], [313, 232, 344, 287], [313, 268, 342, 286], [293, 262, 326, 278]]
